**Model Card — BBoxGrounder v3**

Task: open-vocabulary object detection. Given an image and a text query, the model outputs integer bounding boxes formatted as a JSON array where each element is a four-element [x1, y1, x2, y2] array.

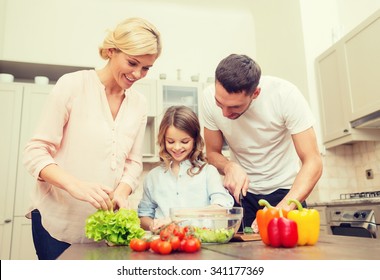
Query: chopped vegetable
[[85, 208, 145, 246], [194, 227, 234, 243], [243, 227, 254, 234]]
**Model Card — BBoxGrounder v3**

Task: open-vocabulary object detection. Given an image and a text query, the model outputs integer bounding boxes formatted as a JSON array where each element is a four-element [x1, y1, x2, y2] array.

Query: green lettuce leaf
[[85, 209, 145, 245]]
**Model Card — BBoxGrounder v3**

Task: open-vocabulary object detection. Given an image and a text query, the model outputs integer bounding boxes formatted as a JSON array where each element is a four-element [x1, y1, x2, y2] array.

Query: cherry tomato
[[183, 237, 201, 253], [160, 229, 171, 241], [144, 239, 151, 250], [129, 238, 138, 248], [170, 236, 181, 251], [180, 238, 187, 252], [173, 227, 185, 240], [130, 238, 149, 252], [150, 238, 161, 253], [157, 240, 172, 255]]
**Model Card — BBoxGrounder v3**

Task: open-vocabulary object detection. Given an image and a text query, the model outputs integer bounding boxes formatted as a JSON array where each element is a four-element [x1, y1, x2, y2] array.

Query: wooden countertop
[[57, 234, 380, 260]]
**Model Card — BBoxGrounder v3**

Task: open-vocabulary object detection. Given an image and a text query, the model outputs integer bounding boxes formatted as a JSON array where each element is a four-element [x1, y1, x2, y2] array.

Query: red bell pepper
[[257, 199, 288, 245], [267, 209, 298, 248]]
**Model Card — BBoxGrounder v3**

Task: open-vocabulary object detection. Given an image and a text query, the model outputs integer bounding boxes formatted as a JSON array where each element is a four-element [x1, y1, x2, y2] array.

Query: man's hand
[[251, 219, 259, 233], [223, 162, 249, 201]]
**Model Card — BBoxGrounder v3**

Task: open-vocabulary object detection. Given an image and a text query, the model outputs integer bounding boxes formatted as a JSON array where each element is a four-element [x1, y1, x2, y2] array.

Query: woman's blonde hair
[[158, 106, 206, 176], [99, 17, 162, 59]]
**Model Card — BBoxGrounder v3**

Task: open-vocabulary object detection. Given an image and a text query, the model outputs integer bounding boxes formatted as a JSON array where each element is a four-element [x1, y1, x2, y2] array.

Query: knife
[[239, 191, 245, 232]]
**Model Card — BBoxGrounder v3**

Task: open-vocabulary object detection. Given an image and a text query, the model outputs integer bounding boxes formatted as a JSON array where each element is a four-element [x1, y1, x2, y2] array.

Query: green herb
[[85, 209, 145, 245]]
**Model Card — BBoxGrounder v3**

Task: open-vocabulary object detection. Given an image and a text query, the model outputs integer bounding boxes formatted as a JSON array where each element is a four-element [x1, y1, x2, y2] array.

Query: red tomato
[[173, 227, 185, 240], [129, 238, 138, 248], [180, 238, 187, 252], [166, 223, 176, 232], [150, 238, 161, 253], [144, 239, 151, 250], [183, 237, 201, 253], [160, 229, 171, 241], [157, 240, 172, 255], [130, 238, 149, 252], [170, 236, 181, 251]]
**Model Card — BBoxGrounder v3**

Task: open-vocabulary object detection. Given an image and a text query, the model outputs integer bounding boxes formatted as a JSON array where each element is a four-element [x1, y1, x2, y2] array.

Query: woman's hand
[[111, 183, 132, 210], [39, 164, 114, 210], [66, 180, 114, 211]]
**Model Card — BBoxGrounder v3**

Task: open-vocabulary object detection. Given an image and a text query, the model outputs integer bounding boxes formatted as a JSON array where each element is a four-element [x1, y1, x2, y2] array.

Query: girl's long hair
[[157, 106, 206, 176]]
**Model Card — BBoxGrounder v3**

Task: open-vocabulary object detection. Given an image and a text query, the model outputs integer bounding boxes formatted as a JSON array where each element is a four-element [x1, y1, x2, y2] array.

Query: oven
[[326, 191, 380, 239]]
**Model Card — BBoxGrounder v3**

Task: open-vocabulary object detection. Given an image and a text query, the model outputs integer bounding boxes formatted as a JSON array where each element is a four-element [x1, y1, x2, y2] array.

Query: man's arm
[[204, 128, 228, 174], [276, 127, 323, 211], [204, 127, 249, 201]]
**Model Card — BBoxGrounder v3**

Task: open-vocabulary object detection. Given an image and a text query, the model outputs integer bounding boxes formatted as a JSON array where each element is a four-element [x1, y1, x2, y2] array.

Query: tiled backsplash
[[308, 141, 380, 203]]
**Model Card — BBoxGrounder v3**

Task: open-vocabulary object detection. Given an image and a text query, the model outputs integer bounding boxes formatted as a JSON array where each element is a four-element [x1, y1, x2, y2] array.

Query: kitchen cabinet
[[309, 205, 330, 236], [315, 9, 380, 148], [132, 79, 159, 162], [133, 79, 157, 117], [0, 83, 23, 260], [0, 82, 49, 260], [158, 80, 203, 117], [145, 80, 203, 161], [344, 10, 380, 122], [10, 217, 35, 260]]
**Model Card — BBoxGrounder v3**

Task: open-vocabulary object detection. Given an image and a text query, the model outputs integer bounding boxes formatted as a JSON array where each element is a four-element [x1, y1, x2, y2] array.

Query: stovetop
[[309, 190, 380, 208], [339, 191, 380, 200]]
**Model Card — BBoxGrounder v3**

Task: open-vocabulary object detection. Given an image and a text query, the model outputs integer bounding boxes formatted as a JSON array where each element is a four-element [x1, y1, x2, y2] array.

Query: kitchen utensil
[[232, 232, 261, 242], [239, 191, 245, 230], [0, 73, 14, 83], [170, 206, 243, 244], [34, 76, 49, 85]]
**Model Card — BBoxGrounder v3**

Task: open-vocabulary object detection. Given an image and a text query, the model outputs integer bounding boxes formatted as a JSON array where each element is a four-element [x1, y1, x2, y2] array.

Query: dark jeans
[[236, 188, 307, 230], [31, 209, 71, 260]]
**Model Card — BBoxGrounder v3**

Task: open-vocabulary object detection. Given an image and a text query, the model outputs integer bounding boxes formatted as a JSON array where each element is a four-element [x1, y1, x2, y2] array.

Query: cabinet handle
[[343, 129, 349, 133], [4, 219, 12, 223]]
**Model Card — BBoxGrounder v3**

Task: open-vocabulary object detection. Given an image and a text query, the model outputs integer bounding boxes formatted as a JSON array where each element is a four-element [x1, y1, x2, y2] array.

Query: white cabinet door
[[158, 80, 202, 117], [0, 83, 23, 260], [316, 46, 351, 143], [133, 79, 157, 117], [343, 12, 380, 121], [133, 79, 159, 162], [315, 10, 380, 148], [14, 84, 52, 216], [10, 217, 37, 260]]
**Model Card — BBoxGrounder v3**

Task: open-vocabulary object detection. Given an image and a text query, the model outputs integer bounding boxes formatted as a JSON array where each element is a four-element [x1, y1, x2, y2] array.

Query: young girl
[[138, 105, 234, 230]]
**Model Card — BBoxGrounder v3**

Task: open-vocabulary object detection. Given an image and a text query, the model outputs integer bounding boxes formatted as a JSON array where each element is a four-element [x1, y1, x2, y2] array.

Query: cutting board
[[232, 233, 261, 242]]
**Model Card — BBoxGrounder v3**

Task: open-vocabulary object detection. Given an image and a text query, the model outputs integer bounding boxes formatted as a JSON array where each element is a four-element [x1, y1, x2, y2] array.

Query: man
[[201, 54, 323, 231]]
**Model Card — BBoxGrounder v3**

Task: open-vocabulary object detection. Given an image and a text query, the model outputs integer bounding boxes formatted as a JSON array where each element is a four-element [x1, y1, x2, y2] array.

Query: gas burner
[[340, 191, 380, 200]]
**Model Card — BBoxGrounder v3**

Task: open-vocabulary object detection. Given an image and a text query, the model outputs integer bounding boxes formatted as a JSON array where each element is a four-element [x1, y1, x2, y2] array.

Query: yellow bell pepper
[[287, 199, 320, 246]]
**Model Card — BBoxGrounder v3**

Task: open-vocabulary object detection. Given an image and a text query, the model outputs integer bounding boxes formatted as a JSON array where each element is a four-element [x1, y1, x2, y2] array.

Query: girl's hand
[[150, 217, 172, 231]]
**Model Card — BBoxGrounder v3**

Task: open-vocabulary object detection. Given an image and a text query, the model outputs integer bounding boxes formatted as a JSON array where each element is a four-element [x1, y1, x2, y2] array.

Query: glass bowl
[[169, 206, 243, 244]]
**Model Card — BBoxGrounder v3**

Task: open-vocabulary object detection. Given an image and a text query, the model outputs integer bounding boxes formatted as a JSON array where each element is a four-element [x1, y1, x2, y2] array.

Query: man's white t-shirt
[[201, 76, 315, 195]]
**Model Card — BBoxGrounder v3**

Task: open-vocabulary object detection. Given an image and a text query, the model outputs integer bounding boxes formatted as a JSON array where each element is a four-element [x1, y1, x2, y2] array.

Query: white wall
[[0, 0, 255, 83]]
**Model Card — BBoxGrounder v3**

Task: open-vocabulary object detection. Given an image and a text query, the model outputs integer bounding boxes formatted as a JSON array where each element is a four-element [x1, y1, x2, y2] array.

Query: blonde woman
[[23, 17, 162, 259], [138, 106, 234, 230]]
